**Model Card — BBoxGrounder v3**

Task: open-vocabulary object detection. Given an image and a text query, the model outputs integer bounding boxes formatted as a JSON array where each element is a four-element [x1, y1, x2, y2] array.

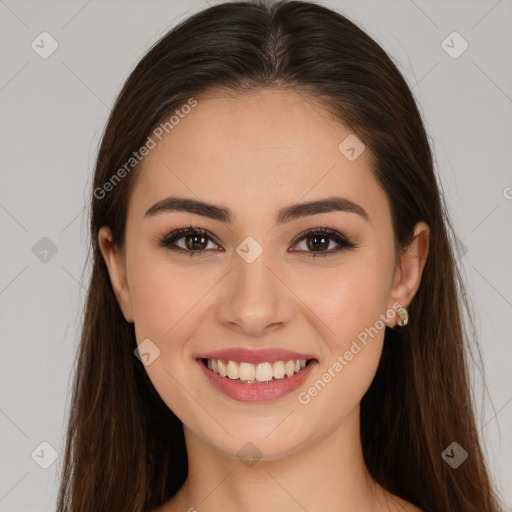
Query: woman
[[57, 1, 502, 511]]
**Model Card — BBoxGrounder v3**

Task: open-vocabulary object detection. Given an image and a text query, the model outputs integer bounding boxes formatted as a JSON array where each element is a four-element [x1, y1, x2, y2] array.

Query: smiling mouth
[[200, 358, 315, 384]]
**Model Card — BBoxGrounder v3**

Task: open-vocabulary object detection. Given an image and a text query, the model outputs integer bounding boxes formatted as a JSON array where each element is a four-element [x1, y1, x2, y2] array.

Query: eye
[[290, 226, 357, 257], [158, 225, 221, 256]]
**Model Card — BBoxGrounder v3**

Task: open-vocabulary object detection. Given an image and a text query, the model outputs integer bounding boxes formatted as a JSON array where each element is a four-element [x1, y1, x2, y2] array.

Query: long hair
[[57, 1, 502, 511]]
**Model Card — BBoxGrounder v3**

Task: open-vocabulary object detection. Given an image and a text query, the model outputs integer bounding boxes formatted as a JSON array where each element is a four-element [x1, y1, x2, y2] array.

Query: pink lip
[[196, 358, 318, 403], [196, 347, 316, 364]]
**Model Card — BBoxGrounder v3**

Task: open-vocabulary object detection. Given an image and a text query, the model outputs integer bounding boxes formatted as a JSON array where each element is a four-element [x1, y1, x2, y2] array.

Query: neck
[[171, 406, 394, 512]]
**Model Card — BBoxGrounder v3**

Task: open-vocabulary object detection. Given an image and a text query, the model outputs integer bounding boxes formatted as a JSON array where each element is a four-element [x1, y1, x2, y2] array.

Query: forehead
[[128, 88, 390, 228]]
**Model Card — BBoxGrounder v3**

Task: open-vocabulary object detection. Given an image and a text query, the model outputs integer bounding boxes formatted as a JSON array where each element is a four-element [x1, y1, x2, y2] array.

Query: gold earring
[[396, 305, 409, 327]]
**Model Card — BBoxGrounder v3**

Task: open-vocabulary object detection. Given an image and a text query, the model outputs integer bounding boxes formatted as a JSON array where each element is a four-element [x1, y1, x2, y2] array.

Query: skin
[[99, 88, 429, 512]]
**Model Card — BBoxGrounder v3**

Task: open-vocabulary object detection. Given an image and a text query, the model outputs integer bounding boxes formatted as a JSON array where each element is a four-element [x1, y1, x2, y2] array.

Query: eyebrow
[[144, 195, 369, 224]]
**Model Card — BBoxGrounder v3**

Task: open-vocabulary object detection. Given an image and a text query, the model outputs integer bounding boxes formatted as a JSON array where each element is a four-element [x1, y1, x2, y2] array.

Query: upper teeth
[[206, 359, 307, 382]]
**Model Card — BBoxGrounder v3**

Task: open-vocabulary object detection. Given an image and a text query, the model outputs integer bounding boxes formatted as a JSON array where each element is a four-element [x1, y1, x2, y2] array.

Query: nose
[[216, 247, 295, 337]]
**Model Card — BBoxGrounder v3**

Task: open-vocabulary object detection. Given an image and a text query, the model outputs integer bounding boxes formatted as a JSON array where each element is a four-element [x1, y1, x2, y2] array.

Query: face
[[99, 88, 428, 461]]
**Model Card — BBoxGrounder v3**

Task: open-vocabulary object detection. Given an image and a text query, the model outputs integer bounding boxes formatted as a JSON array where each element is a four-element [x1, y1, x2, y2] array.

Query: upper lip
[[196, 347, 317, 364]]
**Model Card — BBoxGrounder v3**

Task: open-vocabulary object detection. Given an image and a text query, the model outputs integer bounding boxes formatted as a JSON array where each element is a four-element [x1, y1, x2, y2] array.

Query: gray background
[[0, 0, 511, 510]]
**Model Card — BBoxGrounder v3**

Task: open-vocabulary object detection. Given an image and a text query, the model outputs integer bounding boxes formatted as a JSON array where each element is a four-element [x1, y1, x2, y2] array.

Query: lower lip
[[197, 359, 317, 402]]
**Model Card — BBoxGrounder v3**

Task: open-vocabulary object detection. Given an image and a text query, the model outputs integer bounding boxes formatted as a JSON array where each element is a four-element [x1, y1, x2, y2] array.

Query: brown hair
[[57, 1, 502, 511]]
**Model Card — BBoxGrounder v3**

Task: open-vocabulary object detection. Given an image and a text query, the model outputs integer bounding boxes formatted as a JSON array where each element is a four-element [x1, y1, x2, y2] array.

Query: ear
[[387, 221, 430, 327], [98, 226, 134, 323]]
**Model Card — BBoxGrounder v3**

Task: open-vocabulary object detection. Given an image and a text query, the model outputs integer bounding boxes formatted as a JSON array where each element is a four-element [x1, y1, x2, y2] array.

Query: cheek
[[293, 258, 391, 404], [298, 256, 392, 351], [126, 252, 220, 416], [293, 274, 389, 438], [128, 251, 208, 343], [127, 256, 211, 433]]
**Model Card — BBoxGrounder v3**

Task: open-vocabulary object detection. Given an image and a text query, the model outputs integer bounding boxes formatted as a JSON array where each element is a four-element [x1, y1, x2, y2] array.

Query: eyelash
[[157, 224, 357, 258]]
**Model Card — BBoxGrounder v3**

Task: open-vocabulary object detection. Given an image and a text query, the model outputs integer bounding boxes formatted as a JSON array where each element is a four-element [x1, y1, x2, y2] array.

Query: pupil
[[186, 235, 207, 250], [308, 236, 328, 251]]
